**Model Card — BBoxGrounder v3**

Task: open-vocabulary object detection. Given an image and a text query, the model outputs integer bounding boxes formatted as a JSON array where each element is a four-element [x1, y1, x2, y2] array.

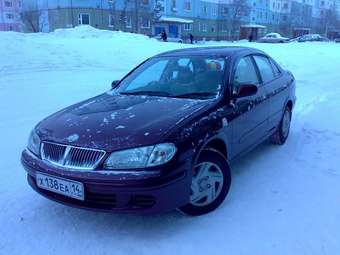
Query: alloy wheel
[[190, 161, 224, 207]]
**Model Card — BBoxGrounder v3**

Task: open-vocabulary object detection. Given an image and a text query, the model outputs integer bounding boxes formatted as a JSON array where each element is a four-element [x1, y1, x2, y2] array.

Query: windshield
[[117, 56, 226, 99]]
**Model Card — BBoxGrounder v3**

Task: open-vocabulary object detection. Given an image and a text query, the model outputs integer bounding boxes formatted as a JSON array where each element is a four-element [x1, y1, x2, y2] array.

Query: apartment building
[[0, 0, 22, 31], [20, 0, 340, 39]]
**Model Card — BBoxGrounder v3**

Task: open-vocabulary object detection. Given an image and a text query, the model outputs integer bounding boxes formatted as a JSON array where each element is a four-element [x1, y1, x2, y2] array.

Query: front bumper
[[21, 149, 192, 213]]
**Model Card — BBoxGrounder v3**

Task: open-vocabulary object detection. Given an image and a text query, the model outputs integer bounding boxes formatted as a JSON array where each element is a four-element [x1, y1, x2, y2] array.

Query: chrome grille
[[41, 142, 106, 170]]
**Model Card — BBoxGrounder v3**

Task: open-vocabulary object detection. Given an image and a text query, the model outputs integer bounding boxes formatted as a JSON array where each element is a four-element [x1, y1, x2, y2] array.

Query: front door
[[154, 26, 164, 36], [169, 24, 179, 38], [228, 56, 270, 158]]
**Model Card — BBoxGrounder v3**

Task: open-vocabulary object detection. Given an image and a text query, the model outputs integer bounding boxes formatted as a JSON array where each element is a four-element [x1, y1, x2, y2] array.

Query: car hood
[[36, 92, 211, 152]]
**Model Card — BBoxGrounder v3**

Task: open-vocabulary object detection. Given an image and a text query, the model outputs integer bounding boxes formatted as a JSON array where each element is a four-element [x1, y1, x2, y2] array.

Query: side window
[[177, 58, 194, 72], [269, 58, 281, 77], [253, 55, 275, 83], [233, 56, 259, 94]]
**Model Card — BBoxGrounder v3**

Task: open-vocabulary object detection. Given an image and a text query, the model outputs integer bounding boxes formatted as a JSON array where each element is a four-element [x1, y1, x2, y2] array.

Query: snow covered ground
[[1, 26, 340, 255]]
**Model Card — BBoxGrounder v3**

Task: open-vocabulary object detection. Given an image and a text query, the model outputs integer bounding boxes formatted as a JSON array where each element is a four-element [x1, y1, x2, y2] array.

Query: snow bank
[[52, 25, 153, 40], [0, 26, 186, 77]]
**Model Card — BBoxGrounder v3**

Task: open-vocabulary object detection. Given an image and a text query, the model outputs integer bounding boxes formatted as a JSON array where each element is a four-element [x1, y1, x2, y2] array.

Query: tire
[[270, 106, 292, 145], [179, 149, 231, 216]]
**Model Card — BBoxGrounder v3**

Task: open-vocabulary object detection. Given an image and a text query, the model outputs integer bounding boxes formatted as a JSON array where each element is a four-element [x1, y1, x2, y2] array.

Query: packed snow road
[[0, 27, 340, 255]]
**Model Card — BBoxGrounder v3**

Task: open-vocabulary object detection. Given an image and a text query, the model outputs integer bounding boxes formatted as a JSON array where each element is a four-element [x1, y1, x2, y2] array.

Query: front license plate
[[36, 172, 84, 201]]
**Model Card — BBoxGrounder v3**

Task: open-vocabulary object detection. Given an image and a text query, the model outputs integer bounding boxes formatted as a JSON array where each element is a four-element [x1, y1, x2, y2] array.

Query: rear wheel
[[270, 106, 292, 145], [179, 149, 231, 216]]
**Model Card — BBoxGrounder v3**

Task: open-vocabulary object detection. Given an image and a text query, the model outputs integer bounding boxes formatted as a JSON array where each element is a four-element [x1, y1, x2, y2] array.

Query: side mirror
[[111, 80, 120, 89], [235, 84, 258, 98]]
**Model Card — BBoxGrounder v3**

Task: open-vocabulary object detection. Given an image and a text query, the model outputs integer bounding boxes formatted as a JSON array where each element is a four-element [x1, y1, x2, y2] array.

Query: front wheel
[[179, 149, 231, 216]]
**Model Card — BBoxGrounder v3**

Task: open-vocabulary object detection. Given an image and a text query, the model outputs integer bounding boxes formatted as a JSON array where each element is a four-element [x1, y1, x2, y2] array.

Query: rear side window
[[253, 55, 275, 83], [269, 58, 281, 77], [233, 56, 259, 94]]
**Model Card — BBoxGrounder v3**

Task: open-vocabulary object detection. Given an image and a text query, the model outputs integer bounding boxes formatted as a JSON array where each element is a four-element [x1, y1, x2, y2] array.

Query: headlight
[[27, 129, 41, 156], [104, 143, 177, 170]]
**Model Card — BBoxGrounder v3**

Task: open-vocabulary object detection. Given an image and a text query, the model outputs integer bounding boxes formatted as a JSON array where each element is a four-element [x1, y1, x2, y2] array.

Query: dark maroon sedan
[[22, 47, 296, 215]]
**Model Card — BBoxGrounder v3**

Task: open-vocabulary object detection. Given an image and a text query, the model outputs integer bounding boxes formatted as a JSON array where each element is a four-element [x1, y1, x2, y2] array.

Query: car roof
[[155, 46, 264, 58]]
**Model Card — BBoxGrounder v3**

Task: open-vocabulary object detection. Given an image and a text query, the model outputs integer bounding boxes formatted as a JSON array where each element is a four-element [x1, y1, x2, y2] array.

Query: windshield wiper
[[173, 92, 216, 99], [120, 91, 172, 97]]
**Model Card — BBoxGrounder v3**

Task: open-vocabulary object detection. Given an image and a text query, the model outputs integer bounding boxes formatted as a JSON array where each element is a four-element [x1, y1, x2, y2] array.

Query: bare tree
[[153, 0, 163, 23], [119, 0, 128, 29], [230, 0, 251, 40], [108, 0, 116, 30], [279, 14, 293, 37], [321, 3, 338, 36], [20, 11, 39, 32], [133, 0, 140, 33]]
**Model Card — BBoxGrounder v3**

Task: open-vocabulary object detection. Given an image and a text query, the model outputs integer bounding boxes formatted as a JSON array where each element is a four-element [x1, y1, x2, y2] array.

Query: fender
[[191, 127, 231, 167]]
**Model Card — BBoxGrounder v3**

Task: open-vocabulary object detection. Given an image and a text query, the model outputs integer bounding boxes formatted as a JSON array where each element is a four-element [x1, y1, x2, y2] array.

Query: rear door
[[229, 56, 270, 158], [253, 55, 289, 132]]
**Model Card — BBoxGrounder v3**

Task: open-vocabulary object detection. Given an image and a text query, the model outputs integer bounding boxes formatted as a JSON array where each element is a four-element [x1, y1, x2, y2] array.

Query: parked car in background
[[335, 38, 340, 43], [21, 47, 296, 216], [153, 34, 183, 43], [258, 33, 289, 43], [296, 34, 330, 42]]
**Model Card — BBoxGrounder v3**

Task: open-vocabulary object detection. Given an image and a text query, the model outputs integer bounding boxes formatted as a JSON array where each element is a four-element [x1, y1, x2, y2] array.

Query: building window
[[140, 17, 150, 28], [184, 1, 191, 11], [212, 7, 217, 16], [171, 0, 177, 11], [141, 0, 149, 5], [78, 13, 90, 25], [126, 16, 132, 28], [5, 13, 14, 19], [222, 7, 228, 16], [283, 3, 288, 9], [183, 23, 192, 31], [221, 23, 228, 32], [109, 15, 114, 27], [211, 26, 215, 33], [200, 23, 207, 32], [4, 1, 12, 7], [202, 5, 208, 14]]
